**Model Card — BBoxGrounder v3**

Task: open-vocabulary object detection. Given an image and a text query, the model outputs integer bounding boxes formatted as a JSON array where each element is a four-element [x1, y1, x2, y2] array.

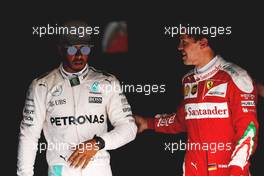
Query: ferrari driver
[[135, 33, 259, 176]]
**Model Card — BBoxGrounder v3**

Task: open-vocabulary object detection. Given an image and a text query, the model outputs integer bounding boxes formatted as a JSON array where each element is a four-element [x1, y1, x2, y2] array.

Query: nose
[[75, 49, 82, 57], [178, 41, 183, 51]]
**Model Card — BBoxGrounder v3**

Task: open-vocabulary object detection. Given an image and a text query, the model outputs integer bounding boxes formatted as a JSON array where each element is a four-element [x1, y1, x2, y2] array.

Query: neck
[[196, 49, 215, 69], [63, 65, 76, 73], [62, 64, 88, 76]]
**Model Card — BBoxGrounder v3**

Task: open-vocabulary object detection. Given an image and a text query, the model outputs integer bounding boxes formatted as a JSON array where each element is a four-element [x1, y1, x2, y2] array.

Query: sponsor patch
[[206, 80, 214, 89], [24, 115, 33, 122], [184, 84, 190, 97], [205, 83, 227, 98], [70, 77, 80, 87], [241, 94, 255, 100], [241, 101, 255, 107], [89, 97, 102, 103], [191, 84, 198, 95], [123, 107, 131, 112], [50, 114, 105, 126], [51, 85, 63, 96], [194, 65, 221, 81], [184, 83, 198, 99], [49, 99, 66, 107], [156, 115, 175, 127], [121, 97, 129, 105], [90, 81, 100, 93], [208, 163, 217, 171], [185, 102, 229, 119], [23, 108, 34, 115], [223, 65, 238, 76], [242, 108, 256, 113]]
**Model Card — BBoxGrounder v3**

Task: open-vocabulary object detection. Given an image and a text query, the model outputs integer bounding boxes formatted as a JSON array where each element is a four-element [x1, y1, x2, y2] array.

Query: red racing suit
[[148, 55, 259, 176]]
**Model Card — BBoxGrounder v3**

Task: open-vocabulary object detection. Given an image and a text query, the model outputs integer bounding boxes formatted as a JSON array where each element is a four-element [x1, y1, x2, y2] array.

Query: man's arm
[[228, 74, 259, 176], [257, 82, 264, 97], [17, 80, 47, 176], [68, 77, 137, 169], [135, 101, 186, 134], [99, 77, 137, 150]]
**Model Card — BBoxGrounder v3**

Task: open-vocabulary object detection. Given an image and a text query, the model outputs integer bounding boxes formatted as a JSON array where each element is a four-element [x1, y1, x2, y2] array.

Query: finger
[[138, 128, 143, 133], [75, 155, 87, 168], [68, 150, 79, 162], [81, 158, 91, 169], [70, 153, 83, 167], [137, 128, 141, 133], [138, 126, 144, 133], [70, 157, 81, 167]]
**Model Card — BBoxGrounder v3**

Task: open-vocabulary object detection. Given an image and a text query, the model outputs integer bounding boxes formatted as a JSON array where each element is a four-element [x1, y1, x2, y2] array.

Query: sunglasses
[[66, 46, 91, 55]]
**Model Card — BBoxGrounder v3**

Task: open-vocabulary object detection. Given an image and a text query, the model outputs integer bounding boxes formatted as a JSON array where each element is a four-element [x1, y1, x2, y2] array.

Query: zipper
[[72, 86, 80, 142], [71, 86, 83, 176]]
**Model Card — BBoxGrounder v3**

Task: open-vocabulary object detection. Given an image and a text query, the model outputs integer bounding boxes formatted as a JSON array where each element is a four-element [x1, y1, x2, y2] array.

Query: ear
[[199, 38, 208, 48]]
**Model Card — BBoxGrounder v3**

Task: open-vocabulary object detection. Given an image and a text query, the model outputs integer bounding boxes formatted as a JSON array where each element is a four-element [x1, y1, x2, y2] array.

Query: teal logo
[[91, 82, 99, 92], [48, 165, 62, 176]]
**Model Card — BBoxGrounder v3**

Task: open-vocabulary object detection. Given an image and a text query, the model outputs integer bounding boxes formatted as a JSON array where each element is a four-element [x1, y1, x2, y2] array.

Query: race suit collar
[[195, 56, 218, 74], [59, 64, 89, 86], [193, 55, 225, 81]]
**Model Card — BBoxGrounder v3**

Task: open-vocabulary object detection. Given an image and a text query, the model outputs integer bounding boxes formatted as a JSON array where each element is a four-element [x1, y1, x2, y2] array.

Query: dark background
[[6, 3, 263, 176]]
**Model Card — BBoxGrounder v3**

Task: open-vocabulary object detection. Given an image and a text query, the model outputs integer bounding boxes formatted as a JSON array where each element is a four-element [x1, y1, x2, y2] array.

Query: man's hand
[[134, 115, 149, 133], [257, 82, 264, 97], [68, 139, 99, 169]]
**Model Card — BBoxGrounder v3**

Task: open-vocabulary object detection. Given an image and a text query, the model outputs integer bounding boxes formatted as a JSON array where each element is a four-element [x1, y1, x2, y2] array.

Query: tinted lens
[[67, 46, 77, 55], [80, 46, 91, 55]]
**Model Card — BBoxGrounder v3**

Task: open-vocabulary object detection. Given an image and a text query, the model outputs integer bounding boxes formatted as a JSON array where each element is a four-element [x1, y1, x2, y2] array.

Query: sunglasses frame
[[65, 45, 93, 55]]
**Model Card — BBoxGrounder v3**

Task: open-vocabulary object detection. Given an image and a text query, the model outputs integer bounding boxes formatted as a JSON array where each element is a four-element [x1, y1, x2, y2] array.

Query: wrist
[[93, 136, 105, 150], [147, 118, 154, 129]]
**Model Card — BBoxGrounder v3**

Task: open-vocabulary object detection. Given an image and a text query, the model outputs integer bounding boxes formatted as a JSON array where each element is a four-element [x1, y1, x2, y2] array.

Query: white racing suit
[[17, 64, 137, 176]]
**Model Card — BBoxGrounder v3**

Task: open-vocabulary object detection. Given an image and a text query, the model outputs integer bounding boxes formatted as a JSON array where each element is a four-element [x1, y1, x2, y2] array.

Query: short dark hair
[[177, 20, 231, 54], [57, 20, 92, 46]]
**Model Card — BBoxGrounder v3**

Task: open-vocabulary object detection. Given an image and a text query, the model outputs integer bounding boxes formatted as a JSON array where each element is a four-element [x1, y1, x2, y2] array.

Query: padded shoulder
[[222, 63, 253, 93]]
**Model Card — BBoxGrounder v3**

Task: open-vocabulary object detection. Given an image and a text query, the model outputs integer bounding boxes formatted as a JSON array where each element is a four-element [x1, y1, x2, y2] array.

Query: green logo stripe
[[237, 121, 256, 153], [239, 122, 256, 144]]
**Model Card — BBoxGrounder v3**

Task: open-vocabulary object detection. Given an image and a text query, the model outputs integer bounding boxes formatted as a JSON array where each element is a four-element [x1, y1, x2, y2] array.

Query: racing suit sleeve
[[99, 77, 137, 150], [17, 80, 47, 176], [228, 77, 259, 175], [147, 101, 186, 134]]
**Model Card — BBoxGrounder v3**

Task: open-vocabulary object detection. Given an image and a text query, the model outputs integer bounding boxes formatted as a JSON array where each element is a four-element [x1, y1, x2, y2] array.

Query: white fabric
[[17, 64, 137, 176]]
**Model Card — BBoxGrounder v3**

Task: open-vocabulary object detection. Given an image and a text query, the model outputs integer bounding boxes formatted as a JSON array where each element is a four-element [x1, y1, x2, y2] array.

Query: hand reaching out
[[134, 115, 150, 133]]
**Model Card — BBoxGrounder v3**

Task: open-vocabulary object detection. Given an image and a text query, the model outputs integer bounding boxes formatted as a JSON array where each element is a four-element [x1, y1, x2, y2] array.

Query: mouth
[[73, 60, 84, 65], [182, 52, 187, 60]]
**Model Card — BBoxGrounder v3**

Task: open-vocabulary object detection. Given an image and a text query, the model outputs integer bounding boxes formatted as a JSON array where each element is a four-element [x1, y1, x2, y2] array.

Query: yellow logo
[[184, 85, 190, 97], [206, 81, 213, 89]]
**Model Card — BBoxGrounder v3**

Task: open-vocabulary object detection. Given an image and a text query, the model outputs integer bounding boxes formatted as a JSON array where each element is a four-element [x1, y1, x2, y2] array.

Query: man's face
[[178, 34, 202, 66], [63, 45, 90, 73]]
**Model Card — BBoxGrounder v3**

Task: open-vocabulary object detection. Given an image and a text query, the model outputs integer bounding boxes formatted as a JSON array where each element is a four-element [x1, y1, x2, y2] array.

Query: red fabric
[[151, 57, 258, 176], [229, 165, 243, 176], [147, 118, 155, 129]]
